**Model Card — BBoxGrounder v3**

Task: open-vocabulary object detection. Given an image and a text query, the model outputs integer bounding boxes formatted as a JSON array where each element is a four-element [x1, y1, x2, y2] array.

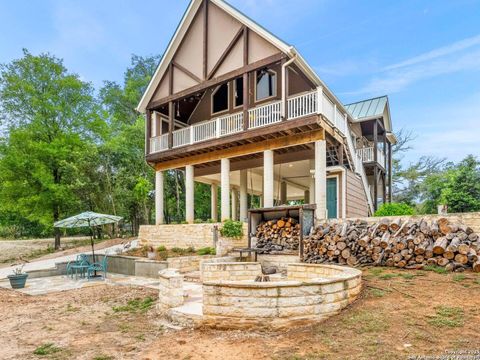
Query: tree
[[0, 50, 102, 247], [98, 54, 160, 233], [391, 129, 445, 205]]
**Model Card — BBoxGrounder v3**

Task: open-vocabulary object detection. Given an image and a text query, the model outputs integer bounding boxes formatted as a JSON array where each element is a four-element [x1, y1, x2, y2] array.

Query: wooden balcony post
[[168, 102, 174, 149], [145, 109, 152, 155]]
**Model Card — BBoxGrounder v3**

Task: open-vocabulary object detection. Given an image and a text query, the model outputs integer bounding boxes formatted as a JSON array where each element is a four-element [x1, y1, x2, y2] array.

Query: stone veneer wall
[[166, 255, 215, 274], [138, 223, 248, 249], [202, 263, 362, 329], [202, 262, 262, 282], [158, 269, 184, 310]]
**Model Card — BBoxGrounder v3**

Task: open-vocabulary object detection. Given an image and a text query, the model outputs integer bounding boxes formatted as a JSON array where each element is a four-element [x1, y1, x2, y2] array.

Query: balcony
[[356, 147, 385, 167], [149, 89, 348, 154]]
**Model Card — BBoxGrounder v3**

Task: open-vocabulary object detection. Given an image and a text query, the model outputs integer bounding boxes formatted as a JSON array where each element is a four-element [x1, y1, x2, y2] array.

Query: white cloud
[[348, 34, 480, 96], [383, 34, 480, 71]]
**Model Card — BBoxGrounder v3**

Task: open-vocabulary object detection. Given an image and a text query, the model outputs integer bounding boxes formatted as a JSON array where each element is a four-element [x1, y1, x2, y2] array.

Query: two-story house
[[137, 0, 395, 224]]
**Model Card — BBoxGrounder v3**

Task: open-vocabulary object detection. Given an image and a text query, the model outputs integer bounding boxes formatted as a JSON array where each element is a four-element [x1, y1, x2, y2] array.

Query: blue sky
[[1, 0, 480, 165]]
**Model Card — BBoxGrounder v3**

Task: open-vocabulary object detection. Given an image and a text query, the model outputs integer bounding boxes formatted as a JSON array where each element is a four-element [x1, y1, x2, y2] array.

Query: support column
[[280, 181, 287, 204], [231, 189, 238, 221], [155, 170, 164, 225], [239, 169, 248, 222], [211, 184, 218, 222], [263, 150, 274, 208], [185, 165, 194, 223], [221, 158, 230, 220], [315, 140, 327, 220], [388, 142, 392, 203], [304, 189, 310, 203], [309, 159, 315, 204]]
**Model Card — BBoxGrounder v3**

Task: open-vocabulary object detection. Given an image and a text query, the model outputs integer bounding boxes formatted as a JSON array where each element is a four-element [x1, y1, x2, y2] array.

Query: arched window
[[212, 83, 229, 114], [255, 68, 276, 101]]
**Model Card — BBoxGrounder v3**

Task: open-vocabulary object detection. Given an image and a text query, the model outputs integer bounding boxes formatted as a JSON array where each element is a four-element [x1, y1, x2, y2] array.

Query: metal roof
[[344, 96, 387, 120]]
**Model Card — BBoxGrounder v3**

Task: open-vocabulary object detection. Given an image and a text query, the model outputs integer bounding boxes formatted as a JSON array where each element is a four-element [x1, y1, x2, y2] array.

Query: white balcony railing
[[193, 118, 216, 143], [220, 112, 244, 136], [287, 91, 317, 119], [356, 147, 386, 166], [248, 100, 282, 129], [173, 127, 190, 148], [150, 133, 169, 153]]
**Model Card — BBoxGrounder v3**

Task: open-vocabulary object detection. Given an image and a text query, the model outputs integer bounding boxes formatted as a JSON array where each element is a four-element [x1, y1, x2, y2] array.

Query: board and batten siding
[[346, 169, 369, 218]]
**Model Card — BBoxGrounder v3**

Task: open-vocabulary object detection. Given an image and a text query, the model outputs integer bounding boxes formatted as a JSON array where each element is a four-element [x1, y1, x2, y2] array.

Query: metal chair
[[87, 255, 108, 280], [66, 254, 90, 279]]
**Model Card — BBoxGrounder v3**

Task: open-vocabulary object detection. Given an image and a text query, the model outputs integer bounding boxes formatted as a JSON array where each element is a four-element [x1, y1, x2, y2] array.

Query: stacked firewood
[[254, 217, 300, 253], [303, 217, 480, 272]]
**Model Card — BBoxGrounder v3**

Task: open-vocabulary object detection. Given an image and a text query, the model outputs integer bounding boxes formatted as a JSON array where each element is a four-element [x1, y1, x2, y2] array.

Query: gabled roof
[[344, 95, 393, 134], [136, 0, 345, 116]]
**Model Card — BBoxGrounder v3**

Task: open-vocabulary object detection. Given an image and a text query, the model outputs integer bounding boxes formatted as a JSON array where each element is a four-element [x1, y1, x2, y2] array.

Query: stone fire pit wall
[[201, 262, 262, 282], [202, 263, 362, 329]]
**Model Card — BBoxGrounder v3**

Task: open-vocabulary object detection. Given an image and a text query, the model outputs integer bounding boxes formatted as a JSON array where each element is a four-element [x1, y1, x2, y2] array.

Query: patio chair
[[87, 255, 108, 280], [66, 254, 90, 279]]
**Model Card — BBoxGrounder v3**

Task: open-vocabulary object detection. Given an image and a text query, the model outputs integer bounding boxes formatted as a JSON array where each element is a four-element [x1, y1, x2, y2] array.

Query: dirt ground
[[1, 268, 479, 360], [0, 237, 127, 267]]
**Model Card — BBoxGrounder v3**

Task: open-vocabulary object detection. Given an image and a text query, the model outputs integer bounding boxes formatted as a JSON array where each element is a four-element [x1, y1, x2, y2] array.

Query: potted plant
[[8, 265, 28, 289], [146, 246, 156, 260]]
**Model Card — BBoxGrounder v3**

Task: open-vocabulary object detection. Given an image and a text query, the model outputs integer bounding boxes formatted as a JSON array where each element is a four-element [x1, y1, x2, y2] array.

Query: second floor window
[[234, 77, 243, 107], [256, 68, 276, 101], [212, 83, 229, 114]]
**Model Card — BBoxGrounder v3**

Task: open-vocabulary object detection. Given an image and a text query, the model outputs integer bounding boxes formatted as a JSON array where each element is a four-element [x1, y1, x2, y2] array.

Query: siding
[[346, 169, 369, 218]]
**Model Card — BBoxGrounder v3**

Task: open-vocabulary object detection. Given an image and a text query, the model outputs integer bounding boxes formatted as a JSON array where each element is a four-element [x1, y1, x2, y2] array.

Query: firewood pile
[[253, 217, 300, 253], [303, 217, 480, 272]]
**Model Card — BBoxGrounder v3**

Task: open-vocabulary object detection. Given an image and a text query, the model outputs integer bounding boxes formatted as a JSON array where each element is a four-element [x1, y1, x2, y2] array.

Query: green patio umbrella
[[54, 211, 123, 264]]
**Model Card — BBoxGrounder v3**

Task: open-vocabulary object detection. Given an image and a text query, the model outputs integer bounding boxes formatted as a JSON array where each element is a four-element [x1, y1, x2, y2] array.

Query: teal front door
[[327, 178, 337, 219]]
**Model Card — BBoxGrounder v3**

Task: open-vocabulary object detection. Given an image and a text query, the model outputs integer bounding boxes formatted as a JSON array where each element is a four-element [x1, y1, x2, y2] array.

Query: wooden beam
[[243, 27, 249, 131], [168, 102, 174, 149], [194, 148, 315, 176], [168, 63, 173, 95], [207, 26, 245, 80], [148, 53, 286, 109], [203, 0, 208, 80], [172, 61, 202, 83], [155, 129, 325, 171], [145, 109, 152, 155]]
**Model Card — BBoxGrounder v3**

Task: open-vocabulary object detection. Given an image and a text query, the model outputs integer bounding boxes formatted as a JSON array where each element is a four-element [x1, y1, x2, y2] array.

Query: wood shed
[[248, 204, 316, 260]]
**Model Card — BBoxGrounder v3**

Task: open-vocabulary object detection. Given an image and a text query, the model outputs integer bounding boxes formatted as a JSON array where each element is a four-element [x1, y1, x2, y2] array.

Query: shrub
[[197, 247, 216, 255], [374, 202, 415, 217], [219, 219, 243, 238], [157, 245, 167, 252], [194, 218, 204, 224], [171, 247, 183, 253]]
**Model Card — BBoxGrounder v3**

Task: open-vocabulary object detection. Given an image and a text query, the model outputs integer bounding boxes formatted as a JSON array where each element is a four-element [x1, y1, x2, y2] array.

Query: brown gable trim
[[207, 25, 245, 80], [147, 52, 286, 110], [172, 61, 202, 84]]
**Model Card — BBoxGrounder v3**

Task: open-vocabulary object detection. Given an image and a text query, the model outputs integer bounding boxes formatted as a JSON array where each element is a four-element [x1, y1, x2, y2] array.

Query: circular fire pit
[[201, 263, 362, 329]]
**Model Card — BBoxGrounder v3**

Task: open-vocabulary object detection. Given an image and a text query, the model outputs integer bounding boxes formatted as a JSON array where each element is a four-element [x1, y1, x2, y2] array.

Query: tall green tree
[[0, 50, 102, 247], [98, 54, 160, 233]]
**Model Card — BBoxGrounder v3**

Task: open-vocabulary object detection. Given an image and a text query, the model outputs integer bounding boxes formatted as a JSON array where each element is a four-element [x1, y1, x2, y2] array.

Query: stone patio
[[0, 273, 160, 296]]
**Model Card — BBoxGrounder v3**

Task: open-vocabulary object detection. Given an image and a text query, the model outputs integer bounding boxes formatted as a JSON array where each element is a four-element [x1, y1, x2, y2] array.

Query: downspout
[[281, 55, 297, 119]]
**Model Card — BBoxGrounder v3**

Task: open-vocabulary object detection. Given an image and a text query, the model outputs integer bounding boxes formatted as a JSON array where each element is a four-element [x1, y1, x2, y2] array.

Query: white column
[[231, 189, 238, 221], [211, 184, 218, 222], [239, 169, 248, 222], [185, 165, 194, 223], [221, 158, 230, 220], [263, 150, 274, 207], [155, 170, 164, 225], [315, 140, 327, 220], [309, 159, 315, 204]]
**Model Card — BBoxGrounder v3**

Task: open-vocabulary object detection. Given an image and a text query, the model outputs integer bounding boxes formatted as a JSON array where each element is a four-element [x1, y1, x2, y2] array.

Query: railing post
[[216, 118, 221, 138], [316, 86, 323, 115], [189, 127, 194, 145]]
